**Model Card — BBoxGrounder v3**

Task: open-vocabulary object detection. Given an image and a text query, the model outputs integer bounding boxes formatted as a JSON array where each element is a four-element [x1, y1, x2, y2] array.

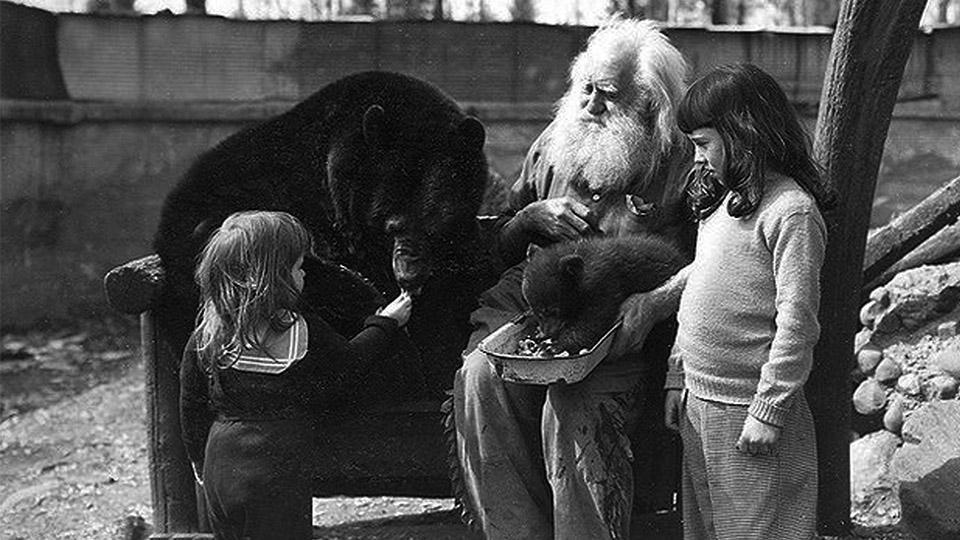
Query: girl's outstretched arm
[[609, 263, 692, 360]]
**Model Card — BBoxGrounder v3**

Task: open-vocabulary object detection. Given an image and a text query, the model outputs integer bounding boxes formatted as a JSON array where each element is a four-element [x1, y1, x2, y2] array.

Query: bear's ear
[[526, 243, 541, 261], [559, 254, 584, 281], [456, 117, 485, 151], [362, 105, 385, 148], [191, 218, 216, 243]]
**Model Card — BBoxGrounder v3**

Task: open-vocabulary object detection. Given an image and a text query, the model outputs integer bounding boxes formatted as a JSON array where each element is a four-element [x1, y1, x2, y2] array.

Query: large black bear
[[155, 71, 492, 400]]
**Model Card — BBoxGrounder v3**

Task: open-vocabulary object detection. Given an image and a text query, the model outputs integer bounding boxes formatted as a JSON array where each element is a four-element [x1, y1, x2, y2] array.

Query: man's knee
[[459, 347, 497, 395]]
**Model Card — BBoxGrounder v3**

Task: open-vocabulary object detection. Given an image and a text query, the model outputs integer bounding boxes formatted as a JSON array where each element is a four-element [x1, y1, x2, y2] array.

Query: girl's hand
[[736, 415, 781, 457], [664, 389, 683, 432], [379, 291, 413, 327], [609, 292, 658, 360]]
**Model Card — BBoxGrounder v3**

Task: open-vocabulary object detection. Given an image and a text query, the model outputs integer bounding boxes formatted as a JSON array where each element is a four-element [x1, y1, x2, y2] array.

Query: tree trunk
[[185, 0, 205, 14], [710, 0, 730, 24], [937, 0, 950, 23], [811, 0, 840, 26], [810, 0, 927, 535], [433, 0, 443, 20], [647, 0, 669, 20]]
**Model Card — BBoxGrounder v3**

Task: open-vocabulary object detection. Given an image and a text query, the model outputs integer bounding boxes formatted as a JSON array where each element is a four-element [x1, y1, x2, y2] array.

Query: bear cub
[[522, 235, 689, 354]]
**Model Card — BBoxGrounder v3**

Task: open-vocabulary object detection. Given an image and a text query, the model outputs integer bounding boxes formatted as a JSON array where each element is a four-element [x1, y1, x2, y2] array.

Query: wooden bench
[[104, 254, 686, 538]]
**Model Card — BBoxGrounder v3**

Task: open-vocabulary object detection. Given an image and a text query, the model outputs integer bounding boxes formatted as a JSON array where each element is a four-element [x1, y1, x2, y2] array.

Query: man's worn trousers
[[452, 264, 648, 540]]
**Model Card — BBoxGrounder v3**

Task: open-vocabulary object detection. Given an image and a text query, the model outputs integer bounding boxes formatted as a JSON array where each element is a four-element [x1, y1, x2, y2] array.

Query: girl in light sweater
[[615, 63, 836, 539]]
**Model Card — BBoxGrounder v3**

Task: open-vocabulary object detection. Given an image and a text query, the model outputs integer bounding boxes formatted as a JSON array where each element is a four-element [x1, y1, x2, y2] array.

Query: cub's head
[[521, 243, 586, 340]]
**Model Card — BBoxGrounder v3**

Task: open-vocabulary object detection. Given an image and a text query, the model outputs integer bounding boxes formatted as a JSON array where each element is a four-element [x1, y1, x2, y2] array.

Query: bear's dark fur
[[522, 235, 690, 353], [154, 71, 492, 400]]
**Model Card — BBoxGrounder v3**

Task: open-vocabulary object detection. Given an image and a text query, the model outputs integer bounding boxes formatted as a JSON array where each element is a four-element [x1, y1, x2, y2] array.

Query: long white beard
[[548, 95, 659, 194]]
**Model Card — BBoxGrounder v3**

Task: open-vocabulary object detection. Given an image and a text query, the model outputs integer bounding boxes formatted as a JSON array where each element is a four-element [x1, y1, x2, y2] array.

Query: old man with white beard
[[451, 18, 695, 540]]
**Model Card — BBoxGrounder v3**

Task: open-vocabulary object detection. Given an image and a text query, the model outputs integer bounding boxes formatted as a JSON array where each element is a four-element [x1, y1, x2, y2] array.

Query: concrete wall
[[2, 3, 959, 328], [5, 2, 960, 106]]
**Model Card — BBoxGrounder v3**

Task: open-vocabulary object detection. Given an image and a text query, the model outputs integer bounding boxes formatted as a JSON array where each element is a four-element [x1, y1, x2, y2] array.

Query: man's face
[[577, 64, 626, 123], [688, 127, 725, 185], [550, 59, 657, 193]]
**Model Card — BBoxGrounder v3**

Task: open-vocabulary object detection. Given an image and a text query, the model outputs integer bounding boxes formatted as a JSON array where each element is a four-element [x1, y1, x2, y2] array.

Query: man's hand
[[518, 197, 593, 242], [664, 389, 683, 432], [736, 415, 781, 457]]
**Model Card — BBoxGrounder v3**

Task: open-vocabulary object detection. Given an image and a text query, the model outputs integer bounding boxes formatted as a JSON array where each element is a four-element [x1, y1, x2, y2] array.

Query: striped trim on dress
[[229, 317, 309, 375]]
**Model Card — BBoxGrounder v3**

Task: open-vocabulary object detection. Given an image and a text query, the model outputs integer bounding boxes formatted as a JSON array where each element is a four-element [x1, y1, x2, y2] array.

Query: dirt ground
[[0, 316, 483, 540], [0, 316, 916, 540]]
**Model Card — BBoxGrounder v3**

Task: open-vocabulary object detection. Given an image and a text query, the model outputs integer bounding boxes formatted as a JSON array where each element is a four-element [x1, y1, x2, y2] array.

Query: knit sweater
[[666, 174, 826, 427]]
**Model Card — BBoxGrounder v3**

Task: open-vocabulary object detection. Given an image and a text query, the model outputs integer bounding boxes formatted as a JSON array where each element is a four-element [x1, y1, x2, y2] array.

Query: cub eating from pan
[[521, 235, 689, 355]]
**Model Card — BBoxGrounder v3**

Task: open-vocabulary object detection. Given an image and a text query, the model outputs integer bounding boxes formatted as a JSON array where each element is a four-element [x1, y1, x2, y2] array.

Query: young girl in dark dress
[[179, 210, 412, 540]]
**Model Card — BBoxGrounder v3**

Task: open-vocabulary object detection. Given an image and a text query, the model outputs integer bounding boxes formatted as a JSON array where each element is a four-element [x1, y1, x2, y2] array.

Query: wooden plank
[[863, 174, 960, 286], [867, 219, 960, 291], [143, 311, 200, 533], [809, 0, 928, 535]]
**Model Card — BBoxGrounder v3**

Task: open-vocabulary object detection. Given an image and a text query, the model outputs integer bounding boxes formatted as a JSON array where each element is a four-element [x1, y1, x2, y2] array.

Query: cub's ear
[[526, 243, 542, 262], [559, 254, 584, 280], [456, 117, 485, 151], [362, 105, 385, 148]]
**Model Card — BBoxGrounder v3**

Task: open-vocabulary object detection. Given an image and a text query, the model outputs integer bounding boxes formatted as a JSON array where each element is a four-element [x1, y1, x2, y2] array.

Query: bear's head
[[326, 99, 487, 295]]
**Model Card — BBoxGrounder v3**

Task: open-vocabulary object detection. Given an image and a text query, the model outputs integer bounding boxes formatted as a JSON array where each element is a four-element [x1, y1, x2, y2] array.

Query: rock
[[875, 357, 902, 383], [0, 342, 33, 361], [901, 315, 923, 330], [854, 328, 874, 355], [881, 263, 960, 332], [119, 514, 151, 540], [850, 366, 869, 387], [884, 396, 905, 435], [931, 345, 960, 379], [925, 375, 959, 400], [938, 321, 957, 339], [893, 400, 960, 473], [900, 457, 960, 540], [936, 286, 960, 313], [850, 430, 902, 528], [897, 373, 922, 395], [853, 378, 887, 415], [893, 402, 960, 540], [869, 286, 891, 308], [874, 311, 901, 334], [857, 346, 884, 375], [860, 300, 884, 327]]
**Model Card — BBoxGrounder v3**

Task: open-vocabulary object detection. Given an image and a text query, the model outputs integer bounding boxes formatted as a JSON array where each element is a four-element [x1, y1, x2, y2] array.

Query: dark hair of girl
[[677, 63, 837, 220]]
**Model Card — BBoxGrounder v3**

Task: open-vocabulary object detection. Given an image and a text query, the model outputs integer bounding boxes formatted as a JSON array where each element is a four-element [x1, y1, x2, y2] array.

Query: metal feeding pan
[[478, 313, 621, 385]]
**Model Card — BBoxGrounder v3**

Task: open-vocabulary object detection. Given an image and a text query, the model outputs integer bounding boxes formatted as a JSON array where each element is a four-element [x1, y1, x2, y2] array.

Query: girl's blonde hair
[[194, 210, 313, 370]]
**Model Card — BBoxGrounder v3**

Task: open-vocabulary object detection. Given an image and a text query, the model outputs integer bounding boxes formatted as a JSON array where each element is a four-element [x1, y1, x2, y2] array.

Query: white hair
[[566, 17, 689, 156]]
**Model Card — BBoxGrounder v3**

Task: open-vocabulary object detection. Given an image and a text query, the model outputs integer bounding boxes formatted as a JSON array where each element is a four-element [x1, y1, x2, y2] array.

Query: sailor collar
[[229, 316, 309, 375]]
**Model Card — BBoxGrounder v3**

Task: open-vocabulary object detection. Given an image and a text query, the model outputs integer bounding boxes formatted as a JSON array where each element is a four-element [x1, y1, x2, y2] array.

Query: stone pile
[[848, 262, 960, 538]]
